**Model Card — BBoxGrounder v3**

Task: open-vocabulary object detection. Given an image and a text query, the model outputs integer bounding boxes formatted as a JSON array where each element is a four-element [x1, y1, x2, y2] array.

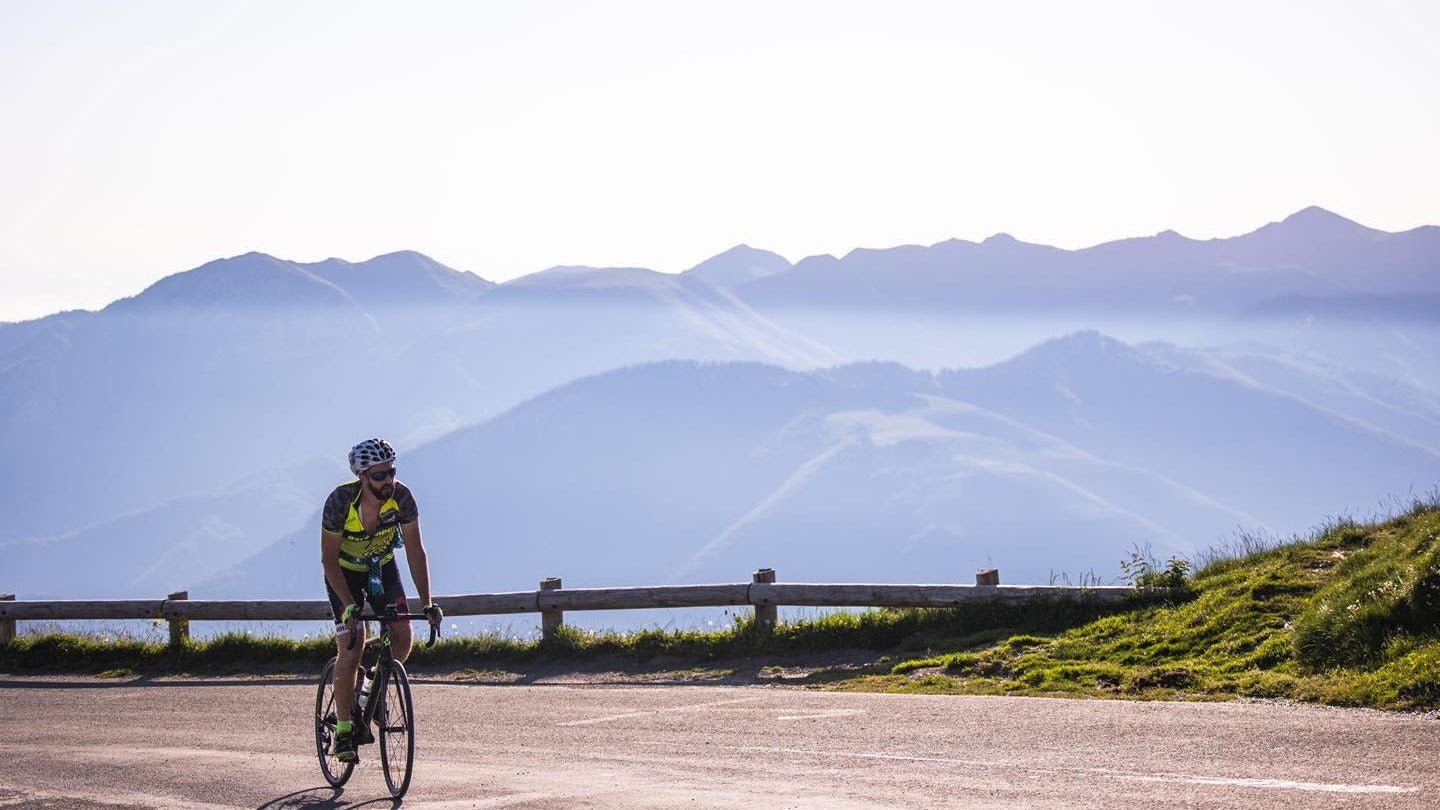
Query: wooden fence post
[[752, 569, 777, 632], [540, 578, 563, 640], [976, 569, 999, 587], [0, 595, 14, 645], [166, 591, 189, 648]]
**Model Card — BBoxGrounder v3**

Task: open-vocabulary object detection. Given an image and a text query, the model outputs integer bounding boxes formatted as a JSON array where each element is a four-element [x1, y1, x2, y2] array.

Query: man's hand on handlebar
[[341, 603, 363, 649], [423, 603, 443, 646]]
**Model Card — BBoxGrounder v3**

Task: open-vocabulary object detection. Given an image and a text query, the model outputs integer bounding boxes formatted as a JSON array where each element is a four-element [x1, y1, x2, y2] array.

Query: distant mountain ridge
[[735, 207, 1440, 313], [480, 206, 1437, 317], [104, 250, 494, 313], [682, 245, 792, 288], [5, 206, 1434, 326], [0, 247, 837, 543]]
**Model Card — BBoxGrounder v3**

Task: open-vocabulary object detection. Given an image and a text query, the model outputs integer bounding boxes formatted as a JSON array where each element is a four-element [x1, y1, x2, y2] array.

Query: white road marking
[[1102, 770, 1414, 794], [0, 780, 238, 810], [393, 796, 559, 809], [558, 696, 765, 727], [776, 709, 867, 721], [730, 746, 1418, 795]]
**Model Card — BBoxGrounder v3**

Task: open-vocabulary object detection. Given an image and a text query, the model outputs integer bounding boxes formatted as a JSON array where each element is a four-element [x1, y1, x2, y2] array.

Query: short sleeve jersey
[[321, 480, 419, 571]]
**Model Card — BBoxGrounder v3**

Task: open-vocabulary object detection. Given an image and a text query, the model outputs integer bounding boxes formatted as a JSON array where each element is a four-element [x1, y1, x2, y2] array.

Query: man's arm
[[401, 519, 433, 609]]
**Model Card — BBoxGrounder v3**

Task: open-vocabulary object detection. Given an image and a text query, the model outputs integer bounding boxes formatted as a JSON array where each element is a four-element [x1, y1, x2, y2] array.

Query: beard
[[367, 481, 395, 500]]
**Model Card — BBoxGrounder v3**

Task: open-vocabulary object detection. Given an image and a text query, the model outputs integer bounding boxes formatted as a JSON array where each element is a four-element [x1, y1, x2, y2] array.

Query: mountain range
[[729, 207, 1440, 313], [3, 207, 1437, 614], [0, 251, 833, 542]]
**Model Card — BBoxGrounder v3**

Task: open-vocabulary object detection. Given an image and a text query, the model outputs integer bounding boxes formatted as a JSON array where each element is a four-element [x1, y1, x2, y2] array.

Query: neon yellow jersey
[[320, 480, 419, 572]]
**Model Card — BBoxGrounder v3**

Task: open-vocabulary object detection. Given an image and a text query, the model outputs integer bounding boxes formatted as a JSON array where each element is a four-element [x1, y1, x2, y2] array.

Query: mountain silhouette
[[683, 245, 792, 288], [734, 207, 1440, 313], [107, 252, 357, 311]]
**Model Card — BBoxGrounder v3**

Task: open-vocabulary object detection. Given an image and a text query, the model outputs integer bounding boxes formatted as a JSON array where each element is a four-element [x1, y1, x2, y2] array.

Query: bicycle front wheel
[[377, 658, 416, 798], [314, 656, 355, 787]]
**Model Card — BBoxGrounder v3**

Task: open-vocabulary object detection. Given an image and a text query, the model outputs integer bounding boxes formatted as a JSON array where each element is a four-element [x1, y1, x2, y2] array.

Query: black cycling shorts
[[325, 560, 409, 630]]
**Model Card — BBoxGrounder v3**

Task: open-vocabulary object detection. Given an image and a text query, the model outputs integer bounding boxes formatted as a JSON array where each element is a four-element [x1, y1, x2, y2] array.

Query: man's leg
[[392, 617, 413, 663], [325, 574, 366, 761], [333, 623, 365, 721]]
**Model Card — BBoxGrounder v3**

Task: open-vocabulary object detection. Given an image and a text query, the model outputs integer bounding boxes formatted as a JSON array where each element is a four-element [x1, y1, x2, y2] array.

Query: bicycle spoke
[[377, 659, 415, 798], [314, 656, 354, 787]]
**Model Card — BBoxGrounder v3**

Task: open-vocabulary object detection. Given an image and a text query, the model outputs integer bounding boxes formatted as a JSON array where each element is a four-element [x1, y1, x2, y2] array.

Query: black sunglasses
[[366, 467, 397, 482]]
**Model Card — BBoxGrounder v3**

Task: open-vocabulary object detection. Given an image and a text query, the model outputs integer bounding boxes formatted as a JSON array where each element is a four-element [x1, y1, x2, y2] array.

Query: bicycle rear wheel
[[314, 656, 355, 787], [377, 659, 416, 798]]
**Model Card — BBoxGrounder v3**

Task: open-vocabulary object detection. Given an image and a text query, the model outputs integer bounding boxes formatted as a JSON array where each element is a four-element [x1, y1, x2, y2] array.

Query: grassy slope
[[857, 503, 1440, 708], [6, 503, 1440, 710]]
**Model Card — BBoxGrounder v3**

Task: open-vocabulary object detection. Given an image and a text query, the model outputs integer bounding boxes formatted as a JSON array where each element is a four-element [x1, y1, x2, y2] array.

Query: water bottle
[[357, 669, 372, 704]]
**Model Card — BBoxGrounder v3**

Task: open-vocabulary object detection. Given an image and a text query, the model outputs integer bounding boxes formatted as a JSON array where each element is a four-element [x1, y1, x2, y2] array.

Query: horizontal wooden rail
[[0, 584, 1136, 622], [1, 568, 1157, 646], [750, 583, 1134, 607], [1, 599, 168, 621], [539, 584, 753, 611], [440, 591, 546, 616], [164, 600, 334, 621]]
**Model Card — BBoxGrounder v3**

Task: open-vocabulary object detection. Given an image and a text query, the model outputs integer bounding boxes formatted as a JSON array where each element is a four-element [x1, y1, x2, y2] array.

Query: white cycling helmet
[[348, 438, 397, 474]]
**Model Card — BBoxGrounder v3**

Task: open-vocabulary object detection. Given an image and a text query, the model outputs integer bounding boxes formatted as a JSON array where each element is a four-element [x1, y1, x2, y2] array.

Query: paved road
[[1, 675, 1437, 809]]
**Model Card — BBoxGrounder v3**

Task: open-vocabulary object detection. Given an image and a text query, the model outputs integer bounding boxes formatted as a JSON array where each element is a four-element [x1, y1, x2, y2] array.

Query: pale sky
[[2, 0, 1437, 322]]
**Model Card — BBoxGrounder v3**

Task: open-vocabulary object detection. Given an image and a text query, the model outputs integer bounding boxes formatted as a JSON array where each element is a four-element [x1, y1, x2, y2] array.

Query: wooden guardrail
[[0, 569, 1140, 647]]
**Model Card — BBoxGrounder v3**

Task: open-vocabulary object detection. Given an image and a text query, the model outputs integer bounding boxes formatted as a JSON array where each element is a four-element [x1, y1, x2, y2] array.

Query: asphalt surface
[[1, 675, 1437, 809]]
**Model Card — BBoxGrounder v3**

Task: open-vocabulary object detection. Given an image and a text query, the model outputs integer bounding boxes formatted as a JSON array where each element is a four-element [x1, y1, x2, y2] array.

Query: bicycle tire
[[377, 658, 416, 798], [314, 656, 356, 787]]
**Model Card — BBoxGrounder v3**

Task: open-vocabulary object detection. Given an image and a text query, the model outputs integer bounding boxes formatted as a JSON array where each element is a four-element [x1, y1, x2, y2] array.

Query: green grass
[[865, 499, 1440, 709]]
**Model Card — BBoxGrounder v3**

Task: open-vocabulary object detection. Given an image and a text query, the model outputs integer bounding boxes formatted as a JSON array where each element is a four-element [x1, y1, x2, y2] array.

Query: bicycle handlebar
[[345, 610, 442, 651]]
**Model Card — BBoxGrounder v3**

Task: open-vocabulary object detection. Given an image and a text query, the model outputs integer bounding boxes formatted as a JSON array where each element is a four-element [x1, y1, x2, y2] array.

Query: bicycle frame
[[346, 606, 438, 729]]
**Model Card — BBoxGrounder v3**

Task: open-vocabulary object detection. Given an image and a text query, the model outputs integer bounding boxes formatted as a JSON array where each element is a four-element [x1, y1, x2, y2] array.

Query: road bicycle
[[314, 606, 439, 798]]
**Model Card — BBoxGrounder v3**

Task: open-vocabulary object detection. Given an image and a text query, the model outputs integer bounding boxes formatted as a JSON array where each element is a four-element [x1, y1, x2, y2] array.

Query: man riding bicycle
[[322, 438, 442, 762]]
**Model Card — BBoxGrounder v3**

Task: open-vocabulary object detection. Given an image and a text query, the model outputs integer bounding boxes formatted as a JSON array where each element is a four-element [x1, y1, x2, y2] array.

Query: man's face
[[364, 463, 396, 500]]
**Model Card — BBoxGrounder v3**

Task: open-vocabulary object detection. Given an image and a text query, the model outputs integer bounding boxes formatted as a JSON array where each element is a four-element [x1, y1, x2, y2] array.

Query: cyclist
[[321, 438, 442, 763]]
